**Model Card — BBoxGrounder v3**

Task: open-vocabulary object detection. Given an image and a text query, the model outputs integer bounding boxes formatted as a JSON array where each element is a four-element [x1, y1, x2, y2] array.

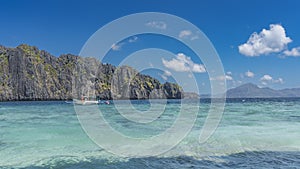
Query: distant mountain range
[[226, 83, 300, 98]]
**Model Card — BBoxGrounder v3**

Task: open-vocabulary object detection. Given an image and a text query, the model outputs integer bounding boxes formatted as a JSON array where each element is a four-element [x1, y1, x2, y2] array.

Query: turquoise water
[[0, 99, 300, 168]]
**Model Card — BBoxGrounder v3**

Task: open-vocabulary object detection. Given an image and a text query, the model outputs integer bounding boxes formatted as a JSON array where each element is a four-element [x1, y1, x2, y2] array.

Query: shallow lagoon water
[[0, 99, 299, 168]]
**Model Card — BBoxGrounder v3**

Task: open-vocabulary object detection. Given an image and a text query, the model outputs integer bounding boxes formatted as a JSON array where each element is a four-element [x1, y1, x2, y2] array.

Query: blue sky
[[1, 0, 300, 94]]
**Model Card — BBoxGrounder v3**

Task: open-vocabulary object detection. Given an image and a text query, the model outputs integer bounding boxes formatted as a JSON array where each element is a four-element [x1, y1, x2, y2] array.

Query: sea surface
[[0, 98, 300, 168]]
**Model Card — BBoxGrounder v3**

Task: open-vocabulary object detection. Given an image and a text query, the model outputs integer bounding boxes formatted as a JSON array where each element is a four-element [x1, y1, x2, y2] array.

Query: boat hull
[[73, 99, 99, 105]]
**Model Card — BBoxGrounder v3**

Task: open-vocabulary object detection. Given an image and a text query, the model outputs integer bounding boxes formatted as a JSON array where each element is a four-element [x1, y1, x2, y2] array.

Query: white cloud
[[160, 74, 167, 81], [164, 70, 172, 76], [128, 36, 138, 43], [210, 71, 234, 82], [179, 30, 199, 40], [231, 80, 243, 88], [245, 70, 255, 78], [260, 74, 284, 84], [111, 36, 138, 51], [239, 24, 292, 57], [179, 30, 192, 38], [145, 21, 167, 30], [210, 75, 233, 81], [274, 78, 284, 84], [283, 47, 300, 57], [111, 37, 137, 51], [160, 70, 172, 81], [192, 64, 206, 72], [162, 53, 206, 73], [224, 75, 233, 81], [111, 43, 124, 51], [260, 74, 273, 81]]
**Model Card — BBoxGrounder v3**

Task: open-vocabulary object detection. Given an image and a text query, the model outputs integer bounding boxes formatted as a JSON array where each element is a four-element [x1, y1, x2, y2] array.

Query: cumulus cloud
[[226, 71, 232, 75], [160, 74, 167, 81], [128, 36, 138, 43], [164, 70, 172, 76], [283, 47, 300, 57], [245, 70, 255, 78], [224, 75, 233, 81], [111, 36, 137, 51], [210, 75, 233, 81], [210, 71, 233, 82], [239, 24, 292, 57], [261, 81, 268, 86], [111, 43, 124, 51], [260, 74, 284, 85], [160, 70, 172, 80], [179, 30, 192, 38], [260, 74, 273, 81], [145, 21, 167, 30], [274, 78, 284, 84], [162, 53, 206, 73], [179, 30, 199, 40]]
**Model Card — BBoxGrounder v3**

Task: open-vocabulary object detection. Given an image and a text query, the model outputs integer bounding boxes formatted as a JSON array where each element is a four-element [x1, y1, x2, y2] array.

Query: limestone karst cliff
[[0, 44, 183, 101]]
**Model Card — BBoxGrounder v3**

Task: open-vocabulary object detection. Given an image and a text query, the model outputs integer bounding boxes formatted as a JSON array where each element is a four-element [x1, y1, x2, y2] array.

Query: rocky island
[[0, 44, 183, 101]]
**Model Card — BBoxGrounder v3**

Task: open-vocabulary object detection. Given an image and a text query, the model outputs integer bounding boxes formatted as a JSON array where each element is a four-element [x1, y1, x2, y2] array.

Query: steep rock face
[[162, 82, 183, 99], [0, 44, 183, 101]]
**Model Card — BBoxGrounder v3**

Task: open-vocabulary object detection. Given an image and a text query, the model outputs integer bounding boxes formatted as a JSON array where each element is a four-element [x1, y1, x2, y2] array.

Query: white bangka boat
[[73, 97, 99, 105], [73, 88, 99, 105], [69, 88, 110, 105]]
